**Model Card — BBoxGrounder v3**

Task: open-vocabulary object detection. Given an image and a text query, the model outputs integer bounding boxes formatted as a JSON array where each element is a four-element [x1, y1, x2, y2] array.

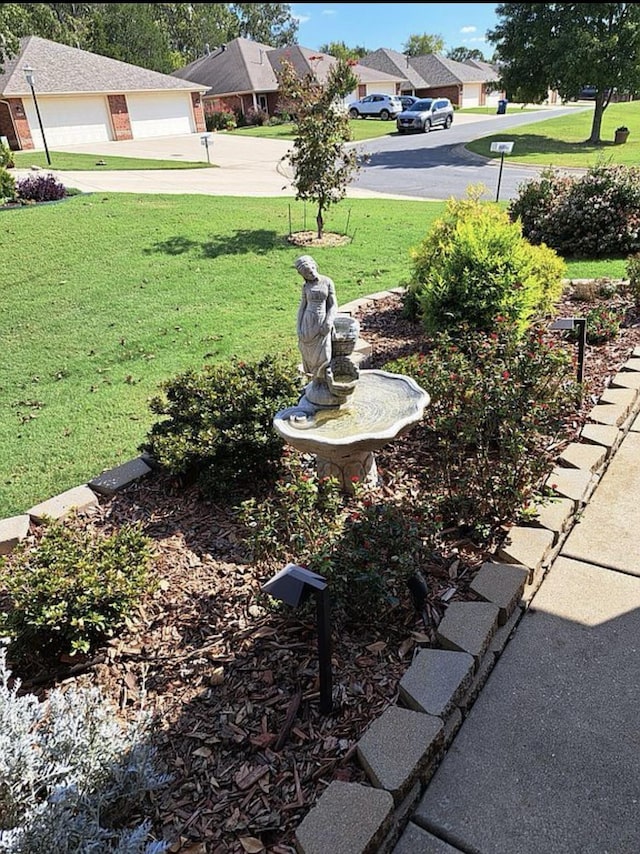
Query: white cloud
[[461, 26, 477, 34], [292, 14, 310, 23], [322, 8, 337, 14]]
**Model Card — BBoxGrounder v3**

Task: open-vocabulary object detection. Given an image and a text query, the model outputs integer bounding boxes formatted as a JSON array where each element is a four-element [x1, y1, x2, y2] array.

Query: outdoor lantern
[[23, 64, 51, 166], [262, 564, 333, 714]]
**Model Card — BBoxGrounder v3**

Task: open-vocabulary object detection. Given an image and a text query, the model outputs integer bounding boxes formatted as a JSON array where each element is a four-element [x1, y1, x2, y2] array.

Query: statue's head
[[294, 255, 318, 280]]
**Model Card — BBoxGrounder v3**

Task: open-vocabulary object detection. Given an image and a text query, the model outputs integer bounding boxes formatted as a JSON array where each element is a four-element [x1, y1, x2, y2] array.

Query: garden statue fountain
[[273, 256, 430, 492]]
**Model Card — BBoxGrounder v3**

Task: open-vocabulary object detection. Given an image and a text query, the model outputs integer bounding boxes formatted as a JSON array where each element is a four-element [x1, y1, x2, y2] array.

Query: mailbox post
[[490, 140, 514, 202], [201, 133, 213, 164]]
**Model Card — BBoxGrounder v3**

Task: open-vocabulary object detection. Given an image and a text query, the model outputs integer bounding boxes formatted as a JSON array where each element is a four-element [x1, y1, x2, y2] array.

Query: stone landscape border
[[2, 288, 640, 854]]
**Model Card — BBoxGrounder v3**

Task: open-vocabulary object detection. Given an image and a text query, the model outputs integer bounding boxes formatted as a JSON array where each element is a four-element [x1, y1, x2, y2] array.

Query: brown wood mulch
[[9, 279, 640, 854]]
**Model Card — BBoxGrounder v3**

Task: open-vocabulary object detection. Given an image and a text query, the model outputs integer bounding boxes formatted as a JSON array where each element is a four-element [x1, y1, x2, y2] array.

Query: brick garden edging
[[3, 290, 640, 854]]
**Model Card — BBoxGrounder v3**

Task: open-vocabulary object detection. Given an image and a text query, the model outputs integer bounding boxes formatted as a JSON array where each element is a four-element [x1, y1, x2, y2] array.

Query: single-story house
[[358, 48, 504, 108], [171, 37, 404, 118], [0, 36, 208, 151]]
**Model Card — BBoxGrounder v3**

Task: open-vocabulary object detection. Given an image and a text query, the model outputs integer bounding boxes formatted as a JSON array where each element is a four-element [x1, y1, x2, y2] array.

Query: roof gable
[[0, 35, 207, 97], [173, 37, 402, 98]]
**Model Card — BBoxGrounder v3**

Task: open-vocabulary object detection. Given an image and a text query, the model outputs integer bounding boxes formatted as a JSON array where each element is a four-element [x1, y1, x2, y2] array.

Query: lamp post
[[23, 65, 51, 166], [262, 564, 333, 714]]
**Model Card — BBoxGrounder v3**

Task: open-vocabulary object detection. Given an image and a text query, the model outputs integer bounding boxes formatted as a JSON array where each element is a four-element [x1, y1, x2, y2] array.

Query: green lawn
[[1, 192, 630, 519], [12, 150, 213, 171], [230, 118, 398, 142], [467, 100, 640, 167]]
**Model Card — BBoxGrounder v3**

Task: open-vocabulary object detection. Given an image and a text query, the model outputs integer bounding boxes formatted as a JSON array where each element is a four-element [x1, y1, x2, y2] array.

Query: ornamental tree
[[277, 56, 359, 239], [488, 3, 640, 143]]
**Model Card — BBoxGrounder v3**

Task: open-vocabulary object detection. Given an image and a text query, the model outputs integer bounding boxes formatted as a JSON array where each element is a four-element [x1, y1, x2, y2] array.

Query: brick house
[[0, 36, 208, 151]]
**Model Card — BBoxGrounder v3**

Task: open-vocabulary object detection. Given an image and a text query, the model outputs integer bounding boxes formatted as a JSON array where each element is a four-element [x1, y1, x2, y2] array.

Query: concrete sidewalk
[[394, 421, 640, 852]]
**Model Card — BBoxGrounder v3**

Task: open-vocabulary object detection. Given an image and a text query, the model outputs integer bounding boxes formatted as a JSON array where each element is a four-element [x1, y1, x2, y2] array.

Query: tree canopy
[[0, 2, 299, 71], [402, 32, 445, 56], [447, 46, 486, 63], [488, 3, 640, 142], [318, 40, 368, 61]]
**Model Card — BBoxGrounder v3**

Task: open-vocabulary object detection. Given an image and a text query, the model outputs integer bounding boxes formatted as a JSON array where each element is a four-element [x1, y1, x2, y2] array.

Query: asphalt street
[[349, 104, 590, 201], [24, 104, 591, 203]]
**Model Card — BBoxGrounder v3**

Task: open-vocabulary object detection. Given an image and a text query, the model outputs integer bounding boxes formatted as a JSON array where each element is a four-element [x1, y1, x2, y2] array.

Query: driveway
[[17, 105, 588, 202]]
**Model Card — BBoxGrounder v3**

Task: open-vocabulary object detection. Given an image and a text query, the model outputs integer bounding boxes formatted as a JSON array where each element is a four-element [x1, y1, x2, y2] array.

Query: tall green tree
[[488, 3, 640, 143], [447, 46, 486, 63], [277, 57, 359, 239], [91, 3, 174, 72], [318, 40, 367, 60], [0, 3, 28, 69], [232, 3, 297, 47], [403, 32, 445, 56]]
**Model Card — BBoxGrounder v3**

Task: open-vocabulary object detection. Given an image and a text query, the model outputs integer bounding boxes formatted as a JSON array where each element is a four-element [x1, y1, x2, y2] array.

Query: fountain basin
[[274, 369, 430, 491]]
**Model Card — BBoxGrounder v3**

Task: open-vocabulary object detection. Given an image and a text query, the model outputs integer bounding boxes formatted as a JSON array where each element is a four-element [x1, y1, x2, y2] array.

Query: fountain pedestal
[[274, 370, 430, 493]]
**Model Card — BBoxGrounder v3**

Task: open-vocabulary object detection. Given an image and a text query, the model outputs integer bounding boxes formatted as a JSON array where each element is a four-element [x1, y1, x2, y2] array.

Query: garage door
[[127, 92, 194, 139], [25, 95, 112, 147]]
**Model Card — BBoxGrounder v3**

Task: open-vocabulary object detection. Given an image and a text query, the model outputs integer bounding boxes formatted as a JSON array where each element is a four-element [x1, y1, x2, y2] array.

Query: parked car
[[396, 97, 454, 133], [348, 94, 404, 120], [398, 94, 418, 110]]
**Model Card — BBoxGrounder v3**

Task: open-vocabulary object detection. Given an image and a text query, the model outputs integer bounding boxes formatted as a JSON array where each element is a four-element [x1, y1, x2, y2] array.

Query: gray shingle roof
[[172, 37, 403, 98], [359, 48, 500, 90], [409, 53, 492, 86], [358, 48, 427, 90], [0, 35, 208, 97]]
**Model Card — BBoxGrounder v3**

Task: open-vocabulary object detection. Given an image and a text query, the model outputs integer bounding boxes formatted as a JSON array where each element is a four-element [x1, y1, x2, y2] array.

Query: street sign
[[490, 141, 514, 154]]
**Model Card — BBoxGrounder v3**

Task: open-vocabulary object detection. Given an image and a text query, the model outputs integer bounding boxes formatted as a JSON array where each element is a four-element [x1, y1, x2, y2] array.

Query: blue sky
[[291, 3, 501, 56]]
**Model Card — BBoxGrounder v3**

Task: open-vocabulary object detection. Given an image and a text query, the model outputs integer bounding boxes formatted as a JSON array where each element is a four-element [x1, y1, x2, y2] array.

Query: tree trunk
[[588, 97, 606, 144], [316, 206, 324, 240]]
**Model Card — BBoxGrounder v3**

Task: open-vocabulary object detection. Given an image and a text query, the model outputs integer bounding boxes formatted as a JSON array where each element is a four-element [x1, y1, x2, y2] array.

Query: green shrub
[[404, 194, 565, 335], [0, 520, 155, 656], [0, 166, 16, 203], [142, 354, 301, 499], [509, 164, 640, 258], [582, 304, 623, 344], [625, 251, 640, 305], [205, 111, 236, 131], [239, 458, 439, 624], [385, 320, 581, 535], [0, 140, 14, 169]]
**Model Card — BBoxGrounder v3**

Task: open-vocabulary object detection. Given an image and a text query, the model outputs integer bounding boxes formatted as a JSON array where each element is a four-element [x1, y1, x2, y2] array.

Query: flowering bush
[[16, 173, 66, 203], [384, 320, 581, 534], [509, 164, 640, 258]]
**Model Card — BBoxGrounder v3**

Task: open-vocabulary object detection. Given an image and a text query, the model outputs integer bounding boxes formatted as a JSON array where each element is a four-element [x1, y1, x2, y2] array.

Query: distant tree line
[[0, 2, 298, 73]]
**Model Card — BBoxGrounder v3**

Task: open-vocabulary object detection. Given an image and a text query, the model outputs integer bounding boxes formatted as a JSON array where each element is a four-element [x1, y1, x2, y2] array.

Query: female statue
[[295, 255, 337, 384]]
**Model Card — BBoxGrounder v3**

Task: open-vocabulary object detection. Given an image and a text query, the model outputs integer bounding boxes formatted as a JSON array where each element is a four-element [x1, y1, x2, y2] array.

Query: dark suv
[[396, 97, 454, 133]]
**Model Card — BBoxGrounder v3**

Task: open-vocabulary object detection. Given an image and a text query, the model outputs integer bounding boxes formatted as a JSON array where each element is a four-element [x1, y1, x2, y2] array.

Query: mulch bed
[[8, 280, 640, 854]]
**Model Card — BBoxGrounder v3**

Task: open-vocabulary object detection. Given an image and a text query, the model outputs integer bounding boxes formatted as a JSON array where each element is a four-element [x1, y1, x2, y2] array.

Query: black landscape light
[[550, 316, 587, 383], [23, 65, 51, 167], [262, 563, 333, 714]]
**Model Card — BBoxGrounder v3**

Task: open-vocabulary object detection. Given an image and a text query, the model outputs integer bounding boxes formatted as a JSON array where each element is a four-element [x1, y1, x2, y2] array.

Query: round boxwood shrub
[[404, 193, 565, 335], [141, 353, 302, 499]]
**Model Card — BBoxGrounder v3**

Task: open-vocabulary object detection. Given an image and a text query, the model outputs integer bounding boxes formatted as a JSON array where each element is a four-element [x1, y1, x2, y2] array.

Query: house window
[[257, 95, 268, 112]]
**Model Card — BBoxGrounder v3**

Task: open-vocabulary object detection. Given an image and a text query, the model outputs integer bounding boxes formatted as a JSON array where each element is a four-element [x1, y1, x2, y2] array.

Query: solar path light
[[550, 316, 587, 383], [262, 564, 333, 714]]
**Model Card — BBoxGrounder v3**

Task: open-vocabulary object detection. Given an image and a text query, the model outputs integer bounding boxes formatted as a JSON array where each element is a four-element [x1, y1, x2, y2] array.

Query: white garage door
[[127, 92, 194, 139], [25, 95, 112, 148], [461, 83, 483, 108]]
